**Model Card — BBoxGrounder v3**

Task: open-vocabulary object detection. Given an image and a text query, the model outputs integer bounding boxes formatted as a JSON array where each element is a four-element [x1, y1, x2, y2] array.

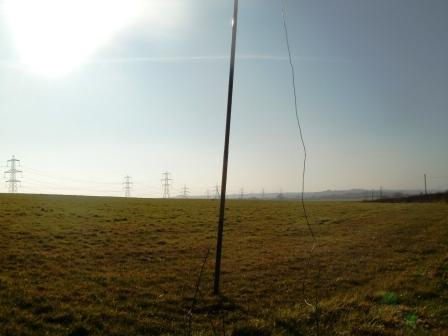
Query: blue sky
[[0, 0, 447, 197]]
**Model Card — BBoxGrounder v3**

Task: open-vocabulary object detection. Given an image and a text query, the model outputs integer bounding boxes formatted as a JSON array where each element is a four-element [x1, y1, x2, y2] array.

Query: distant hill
[[373, 191, 448, 203], [225, 189, 438, 201]]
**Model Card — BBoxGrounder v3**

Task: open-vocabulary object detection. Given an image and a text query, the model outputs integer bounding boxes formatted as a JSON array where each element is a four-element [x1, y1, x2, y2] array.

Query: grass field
[[1, 194, 448, 335]]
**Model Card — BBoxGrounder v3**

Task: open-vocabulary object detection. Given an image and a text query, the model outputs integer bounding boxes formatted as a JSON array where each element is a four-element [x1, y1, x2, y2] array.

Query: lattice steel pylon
[[214, 184, 220, 199], [161, 171, 172, 198], [123, 175, 132, 197], [4, 155, 22, 193], [180, 184, 190, 198]]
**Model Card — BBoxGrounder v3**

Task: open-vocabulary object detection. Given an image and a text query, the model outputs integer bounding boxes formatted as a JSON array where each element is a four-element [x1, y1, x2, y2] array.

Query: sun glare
[[4, 0, 143, 77]]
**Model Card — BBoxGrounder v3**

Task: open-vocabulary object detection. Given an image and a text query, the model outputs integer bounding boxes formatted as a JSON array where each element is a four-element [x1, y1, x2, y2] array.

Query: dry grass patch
[[0, 194, 447, 335]]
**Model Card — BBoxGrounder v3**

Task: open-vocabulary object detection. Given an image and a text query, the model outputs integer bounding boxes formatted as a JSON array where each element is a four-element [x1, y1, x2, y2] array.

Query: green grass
[[380, 292, 399, 305], [404, 312, 418, 328], [1, 194, 448, 335]]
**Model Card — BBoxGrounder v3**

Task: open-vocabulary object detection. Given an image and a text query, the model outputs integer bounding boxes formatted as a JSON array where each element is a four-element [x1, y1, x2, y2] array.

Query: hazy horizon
[[1, 0, 447, 198]]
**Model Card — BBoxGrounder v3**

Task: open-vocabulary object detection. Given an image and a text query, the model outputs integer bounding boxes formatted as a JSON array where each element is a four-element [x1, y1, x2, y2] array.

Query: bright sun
[[4, 0, 143, 77]]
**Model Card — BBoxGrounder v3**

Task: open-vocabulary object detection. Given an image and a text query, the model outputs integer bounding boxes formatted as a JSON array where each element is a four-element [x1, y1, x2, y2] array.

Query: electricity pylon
[[214, 184, 220, 199], [4, 155, 22, 193], [240, 188, 244, 199], [180, 184, 190, 198], [424, 174, 427, 194], [123, 175, 132, 197], [161, 171, 172, 198]]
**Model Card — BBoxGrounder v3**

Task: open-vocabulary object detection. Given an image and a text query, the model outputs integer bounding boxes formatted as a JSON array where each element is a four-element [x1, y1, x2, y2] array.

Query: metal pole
[[214, 0, 239, 295]]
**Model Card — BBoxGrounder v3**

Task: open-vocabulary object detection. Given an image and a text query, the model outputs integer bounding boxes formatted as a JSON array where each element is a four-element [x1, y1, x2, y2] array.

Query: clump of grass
[[380, 291, 399, 305], [404, 312, 417, 328]]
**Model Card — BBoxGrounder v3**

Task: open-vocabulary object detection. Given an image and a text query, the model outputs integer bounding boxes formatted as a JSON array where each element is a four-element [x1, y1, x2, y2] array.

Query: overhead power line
[[22, 166, 120, 185]]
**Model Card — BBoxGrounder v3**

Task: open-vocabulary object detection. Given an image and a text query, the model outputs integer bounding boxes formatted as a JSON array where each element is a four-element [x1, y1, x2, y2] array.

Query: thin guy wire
[[281, 0, 315, 244], [281, 2, 321, 333]]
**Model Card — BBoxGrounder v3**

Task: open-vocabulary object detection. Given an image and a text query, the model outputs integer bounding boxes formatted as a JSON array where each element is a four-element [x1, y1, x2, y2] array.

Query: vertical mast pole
[[214, 0, 239, 295]]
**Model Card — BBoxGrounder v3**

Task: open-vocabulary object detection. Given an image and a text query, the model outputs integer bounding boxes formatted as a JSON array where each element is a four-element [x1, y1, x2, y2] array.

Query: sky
[[0, 0, 447, 197]]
